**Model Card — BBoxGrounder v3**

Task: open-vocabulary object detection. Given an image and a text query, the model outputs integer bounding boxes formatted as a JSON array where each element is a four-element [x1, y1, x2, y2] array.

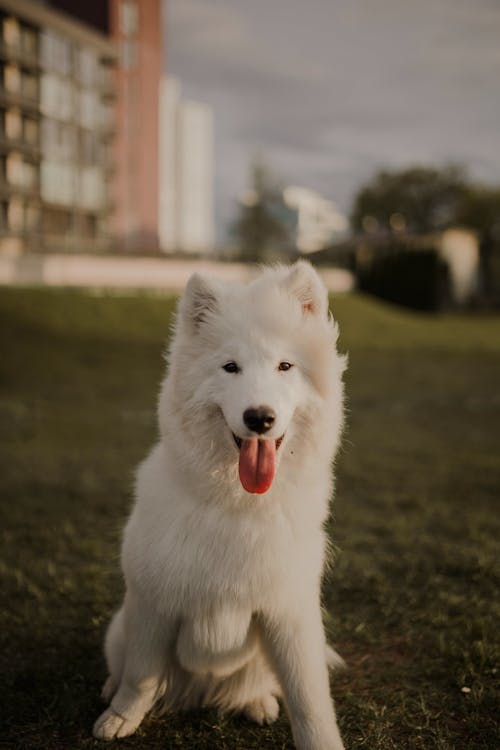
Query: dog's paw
[[242, 693, 280, 725], [100, 676, 117, 702], [93, 707, 142, 740]]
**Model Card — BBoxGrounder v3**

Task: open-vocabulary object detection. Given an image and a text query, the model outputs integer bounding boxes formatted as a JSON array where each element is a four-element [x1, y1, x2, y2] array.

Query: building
[[158, 76, 214, 254], [109, 0, 162, 252], [0, 0, 116, 256], [437, 227, 480, 305], [48, 0, 164, 252], [283, 185, 348, 253]]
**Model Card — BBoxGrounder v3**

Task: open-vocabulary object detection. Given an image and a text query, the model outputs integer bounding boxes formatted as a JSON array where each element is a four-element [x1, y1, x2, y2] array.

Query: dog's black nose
[[243, 406, 276, 435]]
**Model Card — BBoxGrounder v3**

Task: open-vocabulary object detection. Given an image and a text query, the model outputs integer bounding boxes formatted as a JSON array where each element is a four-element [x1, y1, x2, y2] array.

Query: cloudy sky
[[166, 0, 500, 240]]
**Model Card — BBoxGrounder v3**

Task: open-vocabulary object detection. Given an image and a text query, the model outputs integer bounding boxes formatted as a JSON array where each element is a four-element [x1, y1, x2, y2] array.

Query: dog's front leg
[[93, 590, 170, 740], [260, 602, 344, 750]]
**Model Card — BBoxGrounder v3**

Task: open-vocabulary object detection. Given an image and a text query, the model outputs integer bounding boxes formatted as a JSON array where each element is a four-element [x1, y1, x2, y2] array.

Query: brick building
[[0, 0, 163, 255]]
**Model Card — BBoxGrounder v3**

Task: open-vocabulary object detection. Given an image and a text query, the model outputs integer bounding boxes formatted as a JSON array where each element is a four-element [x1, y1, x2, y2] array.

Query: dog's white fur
[[93, 262, 347, 749]]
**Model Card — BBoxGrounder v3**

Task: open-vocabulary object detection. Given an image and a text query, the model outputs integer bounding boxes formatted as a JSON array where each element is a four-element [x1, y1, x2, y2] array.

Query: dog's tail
[[326, 644, 346, 671]]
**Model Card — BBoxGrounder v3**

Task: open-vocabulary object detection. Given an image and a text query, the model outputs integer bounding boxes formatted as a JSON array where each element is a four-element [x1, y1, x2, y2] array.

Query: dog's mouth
[[232, 433, 284, 495], [232, 434, 284, 451]]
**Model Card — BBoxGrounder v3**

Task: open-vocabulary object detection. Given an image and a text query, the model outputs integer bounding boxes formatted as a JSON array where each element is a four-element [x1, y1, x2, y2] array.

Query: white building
[[158, 76, 179, 251], [438, 228, 480, 305], [283, 185, 347, 253], [158, 76, 215, 254]]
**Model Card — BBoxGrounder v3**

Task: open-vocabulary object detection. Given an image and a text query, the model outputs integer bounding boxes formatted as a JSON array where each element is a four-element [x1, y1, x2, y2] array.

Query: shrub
[[357, 247, 451, 311]]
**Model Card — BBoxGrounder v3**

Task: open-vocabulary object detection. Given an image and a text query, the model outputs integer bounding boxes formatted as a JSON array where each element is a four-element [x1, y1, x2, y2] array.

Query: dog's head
[[161, 262, 345, 496]]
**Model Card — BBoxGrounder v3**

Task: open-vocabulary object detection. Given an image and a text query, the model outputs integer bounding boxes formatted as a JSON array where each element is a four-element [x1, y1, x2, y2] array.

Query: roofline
[[0, 0, 117, 59]]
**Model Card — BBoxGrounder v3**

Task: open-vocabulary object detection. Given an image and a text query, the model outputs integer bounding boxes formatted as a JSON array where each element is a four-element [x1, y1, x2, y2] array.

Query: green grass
[[1, 286, 499, 750]]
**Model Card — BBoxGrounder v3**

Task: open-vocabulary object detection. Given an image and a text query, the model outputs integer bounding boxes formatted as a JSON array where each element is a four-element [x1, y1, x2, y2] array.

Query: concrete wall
[[0, 254, 355, 293]]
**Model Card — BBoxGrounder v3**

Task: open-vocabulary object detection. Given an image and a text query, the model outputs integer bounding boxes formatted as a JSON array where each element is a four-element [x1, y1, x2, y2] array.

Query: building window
[[25, 203, 40, 230], [7, 197, 24, 231], [0, 201, 8, 229], [5, 152, 37, 190], [78, 88, 100, 129], [120, 39, 136, 70], [120, 1, 138, 36], [23, 117, 38, 146], [2, 64, 38, 102], [5, 108, 22, 140], [3, 17, 20, 49], [21, 71, 37, 100], [39, 29, 73, 76], [77, 47, 98, 87], [79, 166, 105, 211], [41, 206, 72, 236], [40, 160, 75, 206], [80, 212, 97, 238], [4, 63, 21, 94], [41, 119, 76, 161], [21, 27, 37, 58], [40, 73, 75, 121]]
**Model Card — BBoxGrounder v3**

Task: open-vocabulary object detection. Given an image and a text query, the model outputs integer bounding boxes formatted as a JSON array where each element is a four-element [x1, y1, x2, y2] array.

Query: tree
[[351, 165, 468, 234], [457, 184, 500, 238], [351, 164, 500, 301], [231, 161, 292, 263]]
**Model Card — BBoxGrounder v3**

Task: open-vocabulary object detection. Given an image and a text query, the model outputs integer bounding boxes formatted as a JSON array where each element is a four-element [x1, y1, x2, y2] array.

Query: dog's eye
[[222, 361, 240, 374], [278, 361, 294, 372]]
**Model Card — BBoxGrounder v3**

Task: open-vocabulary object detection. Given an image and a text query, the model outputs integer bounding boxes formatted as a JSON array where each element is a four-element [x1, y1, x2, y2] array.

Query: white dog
[[93, 261, 347, 750]]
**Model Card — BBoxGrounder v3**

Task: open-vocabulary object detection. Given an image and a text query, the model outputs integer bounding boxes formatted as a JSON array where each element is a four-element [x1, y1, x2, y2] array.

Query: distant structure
[[109, 0, 162, 252], [283, 185, 347, 253], [0, 0, 116, 256], [438, 228, 480, 306], [158, 76, 215, 254], [50, 0, 163, 251], [0, 0, 166, 257]]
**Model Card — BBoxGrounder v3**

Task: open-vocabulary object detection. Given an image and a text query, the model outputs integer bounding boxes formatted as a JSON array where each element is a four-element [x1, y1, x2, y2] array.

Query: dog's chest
[[158, 507, 301, 611]]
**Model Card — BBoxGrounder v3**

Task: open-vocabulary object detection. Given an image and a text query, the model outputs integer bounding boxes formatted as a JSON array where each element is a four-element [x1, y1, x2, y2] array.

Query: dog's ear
[[180, 273, 218, 330], [283, 261, 328, 317]]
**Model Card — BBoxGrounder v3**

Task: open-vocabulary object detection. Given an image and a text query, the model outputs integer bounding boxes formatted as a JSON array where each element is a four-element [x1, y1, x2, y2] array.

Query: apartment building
[[0, 0, 116, 256]]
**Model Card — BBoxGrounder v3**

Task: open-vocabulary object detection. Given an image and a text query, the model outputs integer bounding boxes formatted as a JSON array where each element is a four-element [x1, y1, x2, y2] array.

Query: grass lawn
[[1, 286, 499, 750]]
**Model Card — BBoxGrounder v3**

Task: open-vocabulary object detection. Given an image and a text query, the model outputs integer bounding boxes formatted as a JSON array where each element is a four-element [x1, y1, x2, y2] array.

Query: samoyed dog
[[93, 261, 347, 749]]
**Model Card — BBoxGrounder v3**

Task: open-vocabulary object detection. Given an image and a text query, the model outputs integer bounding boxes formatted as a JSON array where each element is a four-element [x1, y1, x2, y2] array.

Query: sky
[[166, 0, 500, 241]]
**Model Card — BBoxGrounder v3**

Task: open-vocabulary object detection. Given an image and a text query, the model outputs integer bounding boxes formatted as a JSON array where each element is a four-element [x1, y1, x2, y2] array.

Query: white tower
[[158, 76, 215, 253]]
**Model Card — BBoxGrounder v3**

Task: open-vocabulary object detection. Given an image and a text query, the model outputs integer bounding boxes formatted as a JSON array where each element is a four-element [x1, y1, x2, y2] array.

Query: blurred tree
[[458, 184, 500, 238], [351, 165, 500, 302], [231, 161, 292, 262], [351, 165, 468, 234]]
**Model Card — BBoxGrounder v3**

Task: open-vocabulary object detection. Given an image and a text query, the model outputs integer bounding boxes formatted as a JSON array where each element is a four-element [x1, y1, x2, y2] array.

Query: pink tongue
[[239, 438, 276, 494]]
